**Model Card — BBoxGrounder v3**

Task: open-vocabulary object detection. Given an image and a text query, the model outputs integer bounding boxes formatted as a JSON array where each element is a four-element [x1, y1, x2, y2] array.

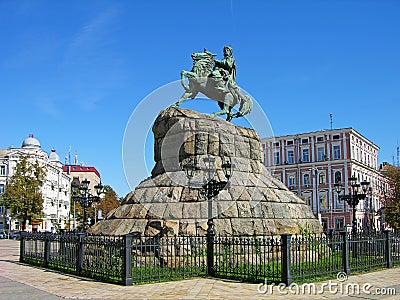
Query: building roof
[[48, 149, 60, 162], [21, 134, 41, 149], [62, 165, 101, 178], [261, 127, 380, 150]]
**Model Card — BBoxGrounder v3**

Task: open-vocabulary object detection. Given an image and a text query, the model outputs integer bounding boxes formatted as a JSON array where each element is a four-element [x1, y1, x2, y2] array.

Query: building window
[[335, 218, 344, 231], [0, 166, 5, 175], [287, 140, 294, 146], [319, 195, 328, 210], [0, 206, 4, 214], [317, 147, 325, 161], [333, 135, 340, 140], [333, 145, 341, 160], [317, 136, 324, 142], [288, 176, 295, 187], [319, 173, 326, 184], [302, 148, 309, 162], [334, 171, 342, 183], [273, 142, 279, 147], [273, 151, 280, 165], [303, 174, 310, 186], [334, 193, 343, 209], [287, 150, 294, 164], [0, 184, 4, 194], [303, 195, 311, 206], [302, 138, 308, 144]]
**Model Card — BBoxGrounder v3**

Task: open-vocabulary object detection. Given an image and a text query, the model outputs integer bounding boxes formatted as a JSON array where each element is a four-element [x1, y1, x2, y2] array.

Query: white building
[[0, 135, 71, 232]]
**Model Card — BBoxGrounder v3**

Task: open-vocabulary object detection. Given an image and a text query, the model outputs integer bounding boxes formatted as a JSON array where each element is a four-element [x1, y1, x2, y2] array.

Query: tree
[[97, 185, 120, 218], [1, 155, 46, 230], [72, 185, 120, 227], [382, 165, 400, 230]]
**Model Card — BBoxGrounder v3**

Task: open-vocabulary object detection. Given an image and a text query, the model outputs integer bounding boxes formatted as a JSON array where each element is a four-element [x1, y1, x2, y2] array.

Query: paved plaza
[[0, 239, 399, 299]]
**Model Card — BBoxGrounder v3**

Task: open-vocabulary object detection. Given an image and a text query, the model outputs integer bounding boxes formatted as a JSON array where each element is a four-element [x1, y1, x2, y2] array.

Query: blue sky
[[1, 0, 399, 197]]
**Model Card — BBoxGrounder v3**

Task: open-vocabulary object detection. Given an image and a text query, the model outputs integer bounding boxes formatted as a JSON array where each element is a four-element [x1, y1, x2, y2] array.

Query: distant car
[[9, 231, 21, 240], [0, 231, 7, 239]]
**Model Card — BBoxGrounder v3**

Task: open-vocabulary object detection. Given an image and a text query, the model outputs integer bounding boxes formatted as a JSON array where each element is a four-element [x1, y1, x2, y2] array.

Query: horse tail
[[237, 95, 253, 117]]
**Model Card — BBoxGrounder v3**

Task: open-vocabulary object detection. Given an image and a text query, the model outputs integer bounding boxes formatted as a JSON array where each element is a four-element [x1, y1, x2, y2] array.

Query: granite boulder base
[[90, 107, 322, 236]]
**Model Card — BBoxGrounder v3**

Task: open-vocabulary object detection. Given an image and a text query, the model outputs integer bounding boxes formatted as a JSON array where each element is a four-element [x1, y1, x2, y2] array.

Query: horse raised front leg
[[180, 70, 191, 92], [171, 70, 198, 107]]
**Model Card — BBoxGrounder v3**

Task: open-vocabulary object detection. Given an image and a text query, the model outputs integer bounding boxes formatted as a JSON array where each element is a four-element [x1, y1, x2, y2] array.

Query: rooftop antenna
[[74, 150, 79, 165], [397, 145, 399, 167], [68, 146, 71, 165], [330, 113, 333, 130]]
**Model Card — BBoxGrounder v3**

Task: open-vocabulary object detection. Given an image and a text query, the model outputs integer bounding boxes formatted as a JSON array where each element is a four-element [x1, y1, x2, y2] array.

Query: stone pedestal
[[90, 107, 322, 236]]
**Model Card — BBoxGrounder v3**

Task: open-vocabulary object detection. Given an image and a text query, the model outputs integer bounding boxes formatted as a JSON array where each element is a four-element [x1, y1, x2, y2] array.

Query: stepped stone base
[[90, 107, 322, 236]]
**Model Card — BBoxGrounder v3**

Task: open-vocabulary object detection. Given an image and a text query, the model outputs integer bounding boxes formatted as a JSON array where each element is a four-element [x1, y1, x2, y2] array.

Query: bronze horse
[[172, 50, 252, 121]]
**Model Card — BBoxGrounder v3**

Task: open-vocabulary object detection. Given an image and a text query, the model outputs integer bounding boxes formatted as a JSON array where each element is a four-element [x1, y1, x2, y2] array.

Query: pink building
[[262, 128, 387, 232]]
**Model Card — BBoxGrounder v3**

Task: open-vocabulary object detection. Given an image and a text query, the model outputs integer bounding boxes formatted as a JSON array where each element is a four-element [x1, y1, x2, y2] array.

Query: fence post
[[281, 234, 292, 285], [384, 230, 393, 268], [19, 231, 26, 263], [76, 232, 85, 275], [122, 234, 133, 286], [44, 232, 52, 267], [341, 231, 350, 275]]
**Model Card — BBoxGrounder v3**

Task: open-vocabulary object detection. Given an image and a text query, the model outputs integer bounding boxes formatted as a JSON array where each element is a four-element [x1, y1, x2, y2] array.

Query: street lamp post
[[380, 208, 386, 230], [183, 156, 232, 276], [334, 176, 371, 234], [309, 168, 321, 224], [365, 187, 373, 231], [6, 214, 11, 239], [71, 178, 104, 231]]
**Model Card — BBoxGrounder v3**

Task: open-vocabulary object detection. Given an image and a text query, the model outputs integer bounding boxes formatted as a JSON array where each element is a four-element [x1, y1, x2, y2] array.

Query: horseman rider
[[211, 46, 236, 93], [214, 46, 236, 81], [211, 46, 240, 95]]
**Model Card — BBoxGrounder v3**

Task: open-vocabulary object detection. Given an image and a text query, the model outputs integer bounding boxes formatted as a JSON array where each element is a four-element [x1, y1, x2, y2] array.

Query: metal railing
[[213, 234, 282, 283], [21, 232, 125, 284], [349, 231, 387, 273], [131, 235, 207, 284], [392, 231, 400, 265], [290, 233, 343, 282], [19, 229, 399, 286]]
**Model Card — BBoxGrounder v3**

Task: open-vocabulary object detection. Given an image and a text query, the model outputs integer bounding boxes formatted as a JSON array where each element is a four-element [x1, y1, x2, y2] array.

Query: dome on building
[[49, 148, 60, 162], [22, 134, 41, 149]]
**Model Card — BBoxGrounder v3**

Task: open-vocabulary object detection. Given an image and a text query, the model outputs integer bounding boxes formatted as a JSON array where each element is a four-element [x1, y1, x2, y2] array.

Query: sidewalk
[[1, 239, 399, 299]]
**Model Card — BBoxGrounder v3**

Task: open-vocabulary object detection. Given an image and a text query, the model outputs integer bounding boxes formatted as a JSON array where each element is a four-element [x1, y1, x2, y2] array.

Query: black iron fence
[[392, 231, 400, 265], [19, 230, 400, 286], [21, 232, 125, 283], [213, 234, 282, 283], [130, 234, 207, 284]]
